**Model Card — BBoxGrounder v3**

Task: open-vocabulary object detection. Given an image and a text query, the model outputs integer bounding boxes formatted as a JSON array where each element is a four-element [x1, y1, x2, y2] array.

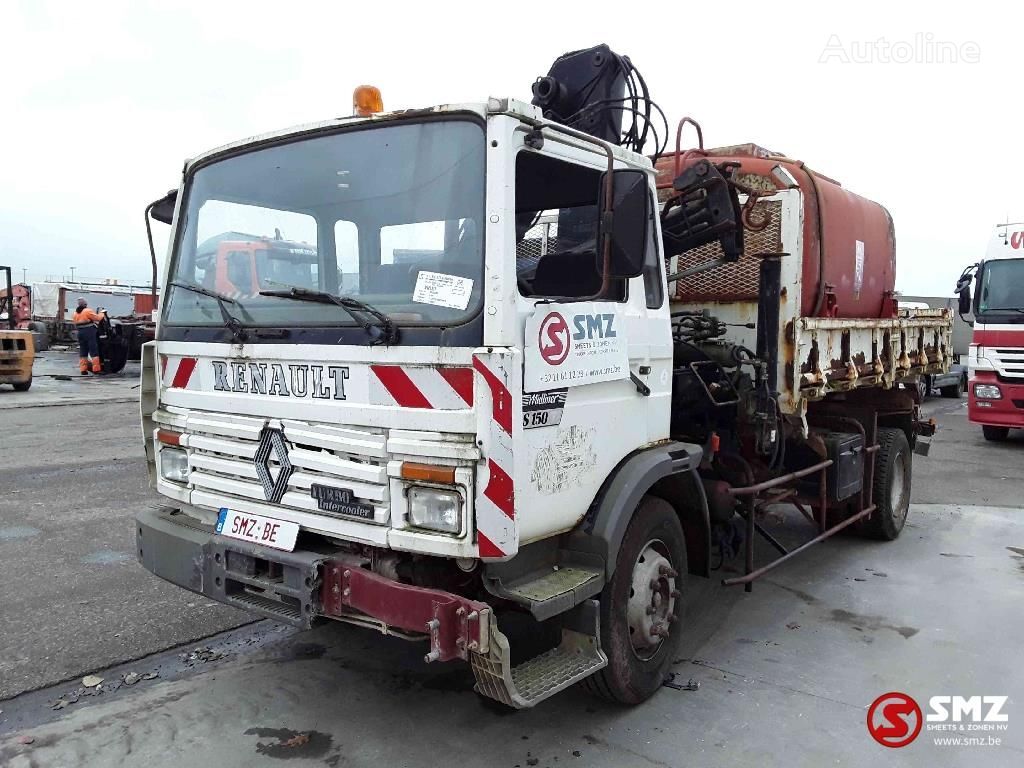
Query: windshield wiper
[[259, 286, 398, 345], [170, 280, 250, 343]]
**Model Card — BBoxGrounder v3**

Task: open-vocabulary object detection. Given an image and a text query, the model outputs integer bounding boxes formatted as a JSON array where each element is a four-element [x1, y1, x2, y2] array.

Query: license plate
[[215, 508, 300, 551]]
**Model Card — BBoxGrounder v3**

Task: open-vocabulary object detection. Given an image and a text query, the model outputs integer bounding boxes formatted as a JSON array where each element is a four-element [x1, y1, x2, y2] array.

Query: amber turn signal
[[156, 429, 181, 446], [400, 462, 456, 484], [352, 85, 383, 116]]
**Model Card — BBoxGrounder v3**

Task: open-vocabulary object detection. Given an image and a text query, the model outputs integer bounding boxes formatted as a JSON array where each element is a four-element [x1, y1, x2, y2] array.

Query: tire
[[983, 425, 1010, 442], [583, 496, 687, 705], [13, 379, 32, 392], [862, 428, 911, 541], [940, 376, 965, 398]]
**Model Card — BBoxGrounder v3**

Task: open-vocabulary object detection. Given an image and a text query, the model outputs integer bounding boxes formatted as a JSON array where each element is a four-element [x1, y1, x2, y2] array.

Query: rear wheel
[[863, 428, 911, 541], [584, 496, 686, 705], [983, 425, 1010, 442], [13, 379, 32, 392], [940, 376, 965, 398]]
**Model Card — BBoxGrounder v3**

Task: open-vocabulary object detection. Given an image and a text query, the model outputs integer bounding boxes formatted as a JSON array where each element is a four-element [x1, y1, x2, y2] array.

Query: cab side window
[[642, 200, 664, 309], [515, 152, 625, 301]]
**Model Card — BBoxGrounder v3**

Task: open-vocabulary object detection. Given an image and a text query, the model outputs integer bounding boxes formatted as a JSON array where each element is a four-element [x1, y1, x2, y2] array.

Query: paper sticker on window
[[412, 271, 473, 310]]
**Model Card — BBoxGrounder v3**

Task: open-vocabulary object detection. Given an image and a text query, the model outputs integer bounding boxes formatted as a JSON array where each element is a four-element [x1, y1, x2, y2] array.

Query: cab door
[[511, 145, 671, 544]]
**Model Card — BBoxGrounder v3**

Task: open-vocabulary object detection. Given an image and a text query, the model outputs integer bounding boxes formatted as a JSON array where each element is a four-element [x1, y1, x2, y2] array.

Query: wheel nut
[[659, 565, 678, 578], [671, 589, 682, 599], [646, 605, 657, 616]]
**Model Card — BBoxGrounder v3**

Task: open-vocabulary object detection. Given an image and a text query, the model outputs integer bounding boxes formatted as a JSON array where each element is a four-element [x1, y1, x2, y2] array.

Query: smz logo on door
[[537, 311, 617, 366]]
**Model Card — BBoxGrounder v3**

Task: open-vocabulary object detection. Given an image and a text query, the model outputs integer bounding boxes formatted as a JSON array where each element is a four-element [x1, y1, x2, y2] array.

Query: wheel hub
[[626, 540, 678, 659]]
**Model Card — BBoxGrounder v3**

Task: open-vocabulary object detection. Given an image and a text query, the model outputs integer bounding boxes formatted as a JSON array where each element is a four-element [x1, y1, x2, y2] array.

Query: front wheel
[[863, 428, 911, 541], [584, 496, 687, 705], [983, 425, 1010, 442], [13, 379, 32, 392]]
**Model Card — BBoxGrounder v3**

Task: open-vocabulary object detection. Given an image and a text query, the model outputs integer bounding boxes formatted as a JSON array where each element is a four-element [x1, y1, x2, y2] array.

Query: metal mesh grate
[[670, 200, 783, 302], [517, 216, 560, 275]]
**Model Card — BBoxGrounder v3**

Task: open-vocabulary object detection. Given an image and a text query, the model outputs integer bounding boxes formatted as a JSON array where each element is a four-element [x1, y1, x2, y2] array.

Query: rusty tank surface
[[655, 144, 897, 319]]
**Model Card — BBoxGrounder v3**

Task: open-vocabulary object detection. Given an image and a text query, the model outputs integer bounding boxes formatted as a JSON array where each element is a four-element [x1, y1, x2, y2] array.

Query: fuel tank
[[655, 145, 897, 318]]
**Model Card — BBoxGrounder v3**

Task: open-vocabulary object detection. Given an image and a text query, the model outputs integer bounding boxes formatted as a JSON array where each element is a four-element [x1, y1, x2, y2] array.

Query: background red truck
[[957, 224, 1024, 441]]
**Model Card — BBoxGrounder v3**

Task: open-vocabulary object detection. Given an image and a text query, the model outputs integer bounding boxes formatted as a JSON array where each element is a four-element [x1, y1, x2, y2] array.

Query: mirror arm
[[144, 201, 159, 309]]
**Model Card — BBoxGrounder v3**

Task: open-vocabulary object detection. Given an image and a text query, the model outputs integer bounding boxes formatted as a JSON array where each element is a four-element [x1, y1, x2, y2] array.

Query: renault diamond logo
[[254, 427, 293, 503]]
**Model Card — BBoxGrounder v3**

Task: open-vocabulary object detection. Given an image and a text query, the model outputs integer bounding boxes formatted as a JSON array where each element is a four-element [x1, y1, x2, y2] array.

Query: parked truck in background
[[897, 298, 969, 399], [136, 46, 952, 709], [957, 224, 1024, 441]]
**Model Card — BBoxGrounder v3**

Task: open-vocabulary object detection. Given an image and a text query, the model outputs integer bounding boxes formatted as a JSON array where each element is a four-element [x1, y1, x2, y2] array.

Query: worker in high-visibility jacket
[[72, 298, 107, 375]]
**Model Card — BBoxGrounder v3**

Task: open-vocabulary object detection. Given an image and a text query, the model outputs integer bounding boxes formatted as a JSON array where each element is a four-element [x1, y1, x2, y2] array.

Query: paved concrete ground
[[0, 388, 1021, 767], [0, 355, 250, 699]]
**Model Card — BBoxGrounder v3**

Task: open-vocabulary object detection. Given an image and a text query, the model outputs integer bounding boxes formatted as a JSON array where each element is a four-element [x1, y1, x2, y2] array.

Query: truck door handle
[[630, 372, 651, 397]]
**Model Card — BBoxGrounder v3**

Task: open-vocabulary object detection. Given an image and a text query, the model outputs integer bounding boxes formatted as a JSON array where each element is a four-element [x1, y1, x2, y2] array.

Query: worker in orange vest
[[72, 298, 106, 375]]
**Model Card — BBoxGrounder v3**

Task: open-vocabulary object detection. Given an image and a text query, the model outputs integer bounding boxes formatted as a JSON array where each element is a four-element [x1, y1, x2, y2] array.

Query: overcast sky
[[2, 0, 1018, 296]]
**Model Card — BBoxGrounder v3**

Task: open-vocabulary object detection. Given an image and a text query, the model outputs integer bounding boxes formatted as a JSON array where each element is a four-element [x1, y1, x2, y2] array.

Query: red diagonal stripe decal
[[437, 366, 474, 406], [171, 357, 198, 389], [370, 365, 432, 409], [472, 357, 512, 435], [483, 459, 514, 520], [477, 531, 505, 559], [160, 355, 167, 379]]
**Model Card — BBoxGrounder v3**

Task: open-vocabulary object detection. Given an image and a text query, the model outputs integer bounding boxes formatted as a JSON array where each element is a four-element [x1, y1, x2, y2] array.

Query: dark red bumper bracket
[[320, 562, 491, 663]]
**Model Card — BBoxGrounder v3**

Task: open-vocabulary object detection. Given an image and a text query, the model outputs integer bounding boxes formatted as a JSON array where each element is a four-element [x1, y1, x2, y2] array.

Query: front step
[[471, 600, 607, 708], [484, 553, 604, 622]]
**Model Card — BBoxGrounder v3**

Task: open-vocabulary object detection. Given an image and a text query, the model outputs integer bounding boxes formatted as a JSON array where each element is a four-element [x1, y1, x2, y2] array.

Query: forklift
[[0, 265, 34, 391]]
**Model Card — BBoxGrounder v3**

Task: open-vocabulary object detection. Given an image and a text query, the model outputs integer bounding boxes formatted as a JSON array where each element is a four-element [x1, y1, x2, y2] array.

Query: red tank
[[655, 145, 897, 318]]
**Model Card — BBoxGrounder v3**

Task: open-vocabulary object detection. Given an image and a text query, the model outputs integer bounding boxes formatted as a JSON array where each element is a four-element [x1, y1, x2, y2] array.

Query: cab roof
[[183, 98, 652, 173]]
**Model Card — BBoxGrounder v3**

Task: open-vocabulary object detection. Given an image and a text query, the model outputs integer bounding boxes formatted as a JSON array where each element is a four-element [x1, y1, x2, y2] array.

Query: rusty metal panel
[[795, 309, 953, 400]]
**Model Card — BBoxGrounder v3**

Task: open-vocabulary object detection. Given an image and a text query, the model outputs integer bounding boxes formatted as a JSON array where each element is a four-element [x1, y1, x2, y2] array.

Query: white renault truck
[[138, 46, 951, 708]]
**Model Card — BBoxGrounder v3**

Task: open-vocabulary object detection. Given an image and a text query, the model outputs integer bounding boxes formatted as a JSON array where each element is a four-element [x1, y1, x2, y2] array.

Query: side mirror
[[597, 169, 650, 279], [955, 271, 973, 315], [148, 189, 178, 226], [958, 286, 972, 315]]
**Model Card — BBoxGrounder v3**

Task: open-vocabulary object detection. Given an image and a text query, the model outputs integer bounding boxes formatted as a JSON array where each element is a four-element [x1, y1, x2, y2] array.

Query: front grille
[[993, 348, 1024, 379], [1, 337, 27, 351], [156, 409, 391, 523], [670, 199, 783, 302], [154, 407, 479, 527], [1013, 399, 1024, 409]]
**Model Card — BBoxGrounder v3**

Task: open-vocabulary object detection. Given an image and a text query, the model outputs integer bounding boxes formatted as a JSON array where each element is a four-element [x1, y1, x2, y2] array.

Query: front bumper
[[968, 373, 1024, 428], [136, 505, 490, 660]]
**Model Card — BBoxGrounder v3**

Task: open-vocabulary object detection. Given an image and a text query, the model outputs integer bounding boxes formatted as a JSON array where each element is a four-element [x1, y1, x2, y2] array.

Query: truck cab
[[958, 224, 1024, 440]]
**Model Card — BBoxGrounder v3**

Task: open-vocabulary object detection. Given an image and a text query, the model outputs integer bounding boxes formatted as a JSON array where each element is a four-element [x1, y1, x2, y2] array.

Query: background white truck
[[137, 46, 952, 708]]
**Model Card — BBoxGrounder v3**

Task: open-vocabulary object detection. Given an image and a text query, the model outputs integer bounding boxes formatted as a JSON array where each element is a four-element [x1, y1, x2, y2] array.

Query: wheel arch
[[566, 442, 711, 582]]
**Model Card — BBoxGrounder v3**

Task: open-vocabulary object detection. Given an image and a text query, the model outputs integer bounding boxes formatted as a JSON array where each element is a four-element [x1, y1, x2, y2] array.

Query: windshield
[[164, 118, 486, 331], [977, 258, 1024, 314]]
